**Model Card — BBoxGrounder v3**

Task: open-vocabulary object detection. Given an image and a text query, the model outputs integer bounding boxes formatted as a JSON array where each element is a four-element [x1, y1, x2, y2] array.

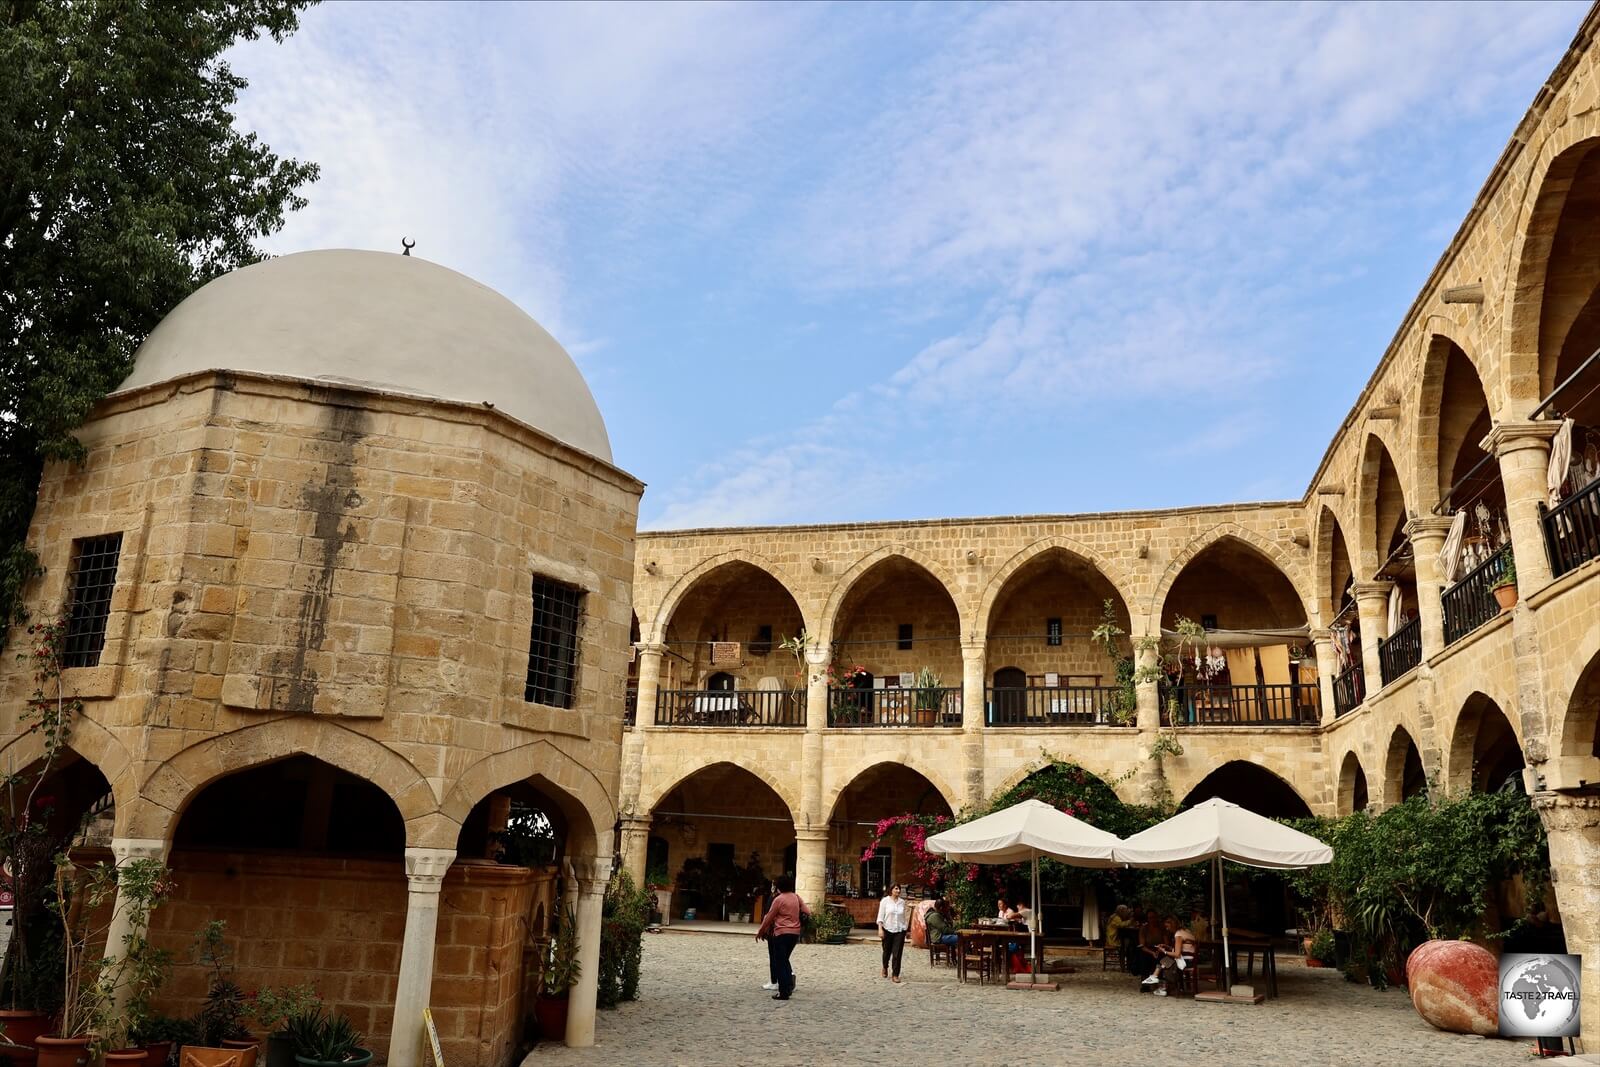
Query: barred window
[[63, 533, 124, 668], [525, 576, 583, 707]]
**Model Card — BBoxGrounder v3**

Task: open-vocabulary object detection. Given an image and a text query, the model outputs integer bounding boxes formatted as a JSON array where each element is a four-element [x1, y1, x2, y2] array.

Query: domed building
[[0, 250, 642, 1063]]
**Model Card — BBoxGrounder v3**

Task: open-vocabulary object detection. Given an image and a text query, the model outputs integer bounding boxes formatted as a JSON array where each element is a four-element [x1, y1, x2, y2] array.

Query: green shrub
[[598, 870, 652, 1008]]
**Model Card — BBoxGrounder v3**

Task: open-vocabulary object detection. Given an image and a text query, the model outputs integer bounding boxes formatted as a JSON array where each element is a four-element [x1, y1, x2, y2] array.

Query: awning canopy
[[1112, 797, 1333, 870], [924, 798, 1122, 867], [1160, 626, 1309, 649]]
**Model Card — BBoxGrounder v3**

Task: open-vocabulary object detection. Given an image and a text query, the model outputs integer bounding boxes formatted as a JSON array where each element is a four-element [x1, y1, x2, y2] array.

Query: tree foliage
[[597, 870, 652, 1008], [0, 0, 319, 642]]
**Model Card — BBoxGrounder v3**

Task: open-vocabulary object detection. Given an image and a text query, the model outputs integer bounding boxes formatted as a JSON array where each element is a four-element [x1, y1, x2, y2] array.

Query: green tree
[[0, 0, 319, 641]]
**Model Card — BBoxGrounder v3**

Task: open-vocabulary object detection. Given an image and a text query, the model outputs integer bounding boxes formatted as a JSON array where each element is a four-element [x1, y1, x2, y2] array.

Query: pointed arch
[[134, 717, 438, 844], [1148, 524, 1311, 631], [1176, 760, 1313, 819], [1338, 750, 1370, 814], [985, 760, 1140, 808], [646, 550, 811, 645], [1414, 330, 1496, 511], [819, 544, 966, 643], [638, 758, 800, 827], [1445, 692, 1526, 794], [1382, 724, 1427, 807], [0, 715, 138, 835], [974, 537, 1136, 640], [441, 738, 617, 856], [822, 757, 960, 824], [1313, 504, 1356, 626], [1502, 124, 1600, 408], [1357, 431, 1411, 576]]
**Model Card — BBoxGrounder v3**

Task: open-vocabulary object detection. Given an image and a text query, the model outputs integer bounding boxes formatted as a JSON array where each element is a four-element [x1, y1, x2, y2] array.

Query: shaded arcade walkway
[[527, 933, 1539, 1067]]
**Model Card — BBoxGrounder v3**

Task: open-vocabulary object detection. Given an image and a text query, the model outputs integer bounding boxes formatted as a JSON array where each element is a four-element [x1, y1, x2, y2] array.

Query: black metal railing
[[654, 688, 804, 727], [1333, 664, 1363, 717], [624, 687, 638, 726], [1542, 476, 1600, 578], [1442, 545, 1512, 645], [827, 687, 961, 727], [1379, 617, 1422, 685], [1159, 684, 1320, 726], [986, 685, 1130, 726]]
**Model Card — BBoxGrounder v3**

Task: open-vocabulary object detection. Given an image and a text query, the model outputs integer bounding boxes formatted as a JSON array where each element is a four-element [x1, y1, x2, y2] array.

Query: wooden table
[[1195, 937, 1278, 998], [955, 927, 1028, 984]]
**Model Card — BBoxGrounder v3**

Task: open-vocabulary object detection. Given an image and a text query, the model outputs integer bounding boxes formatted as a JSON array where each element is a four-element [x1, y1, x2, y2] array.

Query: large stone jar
[[1406, 939, 1499, 1036]]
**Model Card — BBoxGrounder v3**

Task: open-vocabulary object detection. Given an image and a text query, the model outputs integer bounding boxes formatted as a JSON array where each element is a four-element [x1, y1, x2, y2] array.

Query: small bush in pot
[[288, 1009, 371, 1066], [534, 906, 581, 1041], [253, 984, 322, 1067]]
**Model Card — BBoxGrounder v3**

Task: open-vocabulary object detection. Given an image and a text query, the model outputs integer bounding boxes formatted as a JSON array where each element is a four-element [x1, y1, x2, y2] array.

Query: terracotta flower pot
[[33, 1035, 91, 1067], [1493, 584, 1518, 612], [145, 1040, 173, 1067], [105, 1050, 150, 1066], [221, 1040, 260, 1067], [0, 1009, 50, 1067]]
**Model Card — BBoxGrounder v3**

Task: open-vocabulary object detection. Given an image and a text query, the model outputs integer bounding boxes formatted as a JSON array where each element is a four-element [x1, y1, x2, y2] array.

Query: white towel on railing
[[1439, 509, 1467, 584], [1549, 418, 1574, 507], [1386, 583, 1402, 636]]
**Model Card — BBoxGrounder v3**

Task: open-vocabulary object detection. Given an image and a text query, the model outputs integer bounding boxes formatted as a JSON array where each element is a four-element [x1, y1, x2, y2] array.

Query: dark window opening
[[63, 533, 124, 668], [526, 576, 583, 707], [1046, 617, 1062, 646], [173, 756, 404, 857], [751, 625, 773, 656], [707, 842, 735, 868], [1200, 614, 1219, 631], [707, 672, 736, 691], [897, 624, 913, 651], [861, 847, 891, 899]]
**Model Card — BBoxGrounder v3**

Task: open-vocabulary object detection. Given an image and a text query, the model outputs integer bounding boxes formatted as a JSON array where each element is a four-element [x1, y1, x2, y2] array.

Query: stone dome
[[116, 249, 612, 462]]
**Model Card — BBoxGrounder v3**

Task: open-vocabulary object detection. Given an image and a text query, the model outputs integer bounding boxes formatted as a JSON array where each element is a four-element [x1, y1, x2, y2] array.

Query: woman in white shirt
[[877, 883, 910, 983]]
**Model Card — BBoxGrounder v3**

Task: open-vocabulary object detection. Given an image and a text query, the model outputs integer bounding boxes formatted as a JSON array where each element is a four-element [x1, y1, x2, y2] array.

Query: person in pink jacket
[[756, 874, 810, 1000]]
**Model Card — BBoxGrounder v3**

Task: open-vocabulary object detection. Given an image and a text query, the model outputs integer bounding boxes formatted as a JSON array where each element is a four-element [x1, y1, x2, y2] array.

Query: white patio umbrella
[[925, 798, 1123, 985], [1113, 797, 1333, 995]]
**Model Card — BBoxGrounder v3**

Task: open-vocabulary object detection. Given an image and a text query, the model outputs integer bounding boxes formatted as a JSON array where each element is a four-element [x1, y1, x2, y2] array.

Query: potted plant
[[0, 616, 87, 1065], [913, 668, 943, 725], [534, 906, 580, 1042], [285, 1008, 370, 1067], [44, 853, 172, 1067], [187, 922, 257, 1067], [251, 985, 321, 1067], [1303, 927, 1336, 968], [133, 1015, 194, 1067], [805, 904, 852, 945], [1491, 554, 1518, 612]]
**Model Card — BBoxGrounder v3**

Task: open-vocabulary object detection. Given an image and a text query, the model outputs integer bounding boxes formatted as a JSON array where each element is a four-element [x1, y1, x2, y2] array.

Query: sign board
[[423, 1008, 445, 1066], [898, 672, 915, 688], [1045, 672, 1060, 687]]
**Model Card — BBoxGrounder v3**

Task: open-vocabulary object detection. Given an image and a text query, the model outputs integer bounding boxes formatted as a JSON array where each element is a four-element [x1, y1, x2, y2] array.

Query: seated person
[[1141, 916, 1197, 995], [926, 899, 959, 947], [1188, 906, 1210, 941], [1137, 908, 1167, 973], [1105, 904, 1141, 974]]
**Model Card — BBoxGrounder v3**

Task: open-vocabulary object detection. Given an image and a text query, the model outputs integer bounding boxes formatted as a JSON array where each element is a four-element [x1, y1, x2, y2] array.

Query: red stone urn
[[1406, 939, 1499, 1036]]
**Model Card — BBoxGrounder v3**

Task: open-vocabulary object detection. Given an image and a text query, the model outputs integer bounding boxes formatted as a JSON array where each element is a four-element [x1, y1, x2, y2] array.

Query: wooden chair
[[929, 933, 954, 967], [958, 935, 993, 984]]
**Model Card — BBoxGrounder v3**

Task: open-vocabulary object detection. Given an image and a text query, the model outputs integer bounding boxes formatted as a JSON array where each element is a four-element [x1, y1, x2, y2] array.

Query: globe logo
[[1498, 953, 1581, 1038]]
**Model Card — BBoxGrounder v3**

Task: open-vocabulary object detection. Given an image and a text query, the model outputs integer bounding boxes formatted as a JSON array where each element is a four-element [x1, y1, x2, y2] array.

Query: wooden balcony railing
[[827, 687, 961, 727], [986, 685, 1130, 727], [1378, 617, 1422, 685], [1442, 545, 1512, 645], [1160, 683, 1320, 726], [654, 688, 804, 727], [1542, 476, 1600, 579], [1333, 664, 1364, 717]]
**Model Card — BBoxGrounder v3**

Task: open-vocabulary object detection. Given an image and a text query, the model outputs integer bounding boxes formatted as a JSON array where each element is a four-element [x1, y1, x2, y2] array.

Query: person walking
[[877, 883, 910, 983], [756, 874, 808, 1000]]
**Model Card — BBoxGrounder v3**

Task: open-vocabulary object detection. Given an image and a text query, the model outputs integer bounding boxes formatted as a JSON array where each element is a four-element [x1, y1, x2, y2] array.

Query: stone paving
[[528, 932, 1542, 1066]]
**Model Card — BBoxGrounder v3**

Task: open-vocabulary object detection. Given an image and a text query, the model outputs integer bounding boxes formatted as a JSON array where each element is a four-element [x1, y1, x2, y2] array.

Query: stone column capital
[[110, 837, 168, 866], [794, 827, 829, 845], [572, 856, 614, 895], [635, 642, 667, 660], [1404, 515, 1456, 545], [1308, 628, 1332, 643], [1481, 420, 1559, 457], [960, 640, 986, 659], [804, 644, 831, 666], [404, 847, 456, 893], [1351, 581, 1392, 607], [619, 816, 652, 833]]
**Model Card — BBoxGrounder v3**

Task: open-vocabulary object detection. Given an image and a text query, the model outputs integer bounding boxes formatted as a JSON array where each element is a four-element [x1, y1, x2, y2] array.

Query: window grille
[[525, 576, 583, 707], [1046, 617, 1062, 646], [63, 533, 124, 668]]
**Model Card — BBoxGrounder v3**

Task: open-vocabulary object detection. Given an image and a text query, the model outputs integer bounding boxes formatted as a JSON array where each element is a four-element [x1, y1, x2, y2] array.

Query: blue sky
[[230, 1, 1586, 529]]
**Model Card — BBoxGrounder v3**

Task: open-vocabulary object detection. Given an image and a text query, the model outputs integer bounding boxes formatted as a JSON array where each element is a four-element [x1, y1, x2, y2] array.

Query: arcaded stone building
[[619, 10, 1600, 1040], [0, 251, 642, 1064]]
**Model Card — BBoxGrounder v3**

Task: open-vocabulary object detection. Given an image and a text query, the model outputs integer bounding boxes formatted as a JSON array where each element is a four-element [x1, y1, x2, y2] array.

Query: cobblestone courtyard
[[526, 932, 1538, 1066]]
